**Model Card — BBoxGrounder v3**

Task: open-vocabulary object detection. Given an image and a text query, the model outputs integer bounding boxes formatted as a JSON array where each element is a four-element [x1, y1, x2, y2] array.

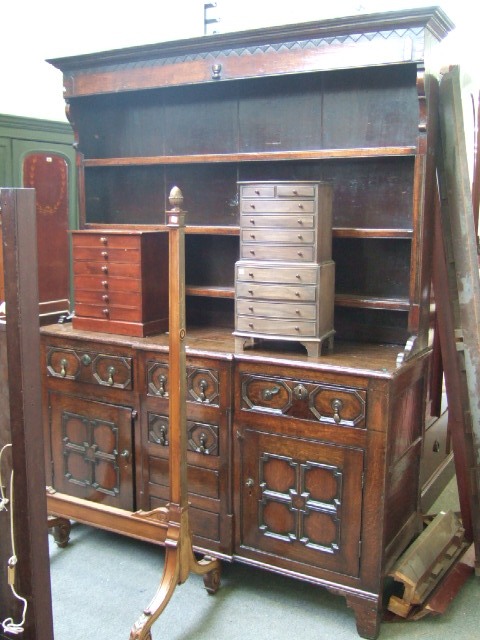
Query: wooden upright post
[[129, 188, 220, 640], [0, 189, 54, 639]]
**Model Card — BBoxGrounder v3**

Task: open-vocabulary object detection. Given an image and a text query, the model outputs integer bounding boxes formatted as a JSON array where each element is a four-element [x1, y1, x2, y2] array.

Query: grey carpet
[[49, 479, 480, 639]]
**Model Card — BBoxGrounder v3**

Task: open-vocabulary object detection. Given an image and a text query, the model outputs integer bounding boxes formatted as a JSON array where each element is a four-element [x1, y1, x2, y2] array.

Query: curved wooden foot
[[345, 594, 382, 640], [47, 516, 71, 548], [199, 556, 221, 594], [129, 508, 221, 639]]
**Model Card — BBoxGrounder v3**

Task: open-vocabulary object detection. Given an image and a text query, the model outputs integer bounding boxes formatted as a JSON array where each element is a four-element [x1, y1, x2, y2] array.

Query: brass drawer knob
[[101, 265, 108, 273], [245, 478, 254, 488], [101, 251, 108, 259], [100, 236, 108, 245]]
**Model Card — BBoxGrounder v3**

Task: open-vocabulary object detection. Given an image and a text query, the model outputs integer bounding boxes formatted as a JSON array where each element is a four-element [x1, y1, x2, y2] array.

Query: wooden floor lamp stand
[[129, 188, 221, 640]]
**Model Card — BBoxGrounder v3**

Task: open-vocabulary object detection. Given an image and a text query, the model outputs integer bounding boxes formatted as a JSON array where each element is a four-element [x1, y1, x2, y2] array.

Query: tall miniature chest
[[234, 181, 335, 357], [72, 229, 169, 337]]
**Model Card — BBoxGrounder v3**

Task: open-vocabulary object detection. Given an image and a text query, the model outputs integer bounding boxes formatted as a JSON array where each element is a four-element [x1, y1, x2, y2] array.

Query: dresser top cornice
[[48, 6, 453, 98]]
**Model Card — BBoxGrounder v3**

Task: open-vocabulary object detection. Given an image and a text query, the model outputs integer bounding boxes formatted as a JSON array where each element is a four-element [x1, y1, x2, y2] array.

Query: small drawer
[[74, 289, 142, 307], [240, 373, 367, 428], [73, 246, 140, 263], [73, 275, 141, 293], [146, 360, 221, 407], [236, 299, 317, 320], [149, 454, 220, 499], [241, 229, 315, 244], [240, 185, 275, 198], [241, 244, 315, 262], [236, 264, 318, 285], [148, 413, 220, 457], [276, 184, 316, 198], [241, 214, 315, 229], [236, 282, 317, 302], [46, 345, 133, 389], [74, 260, 142, 278], [75, 302, 142, 322], [241, 199, 315, 214], [72, 232, 142, 249], [236, 315, 316, 337]]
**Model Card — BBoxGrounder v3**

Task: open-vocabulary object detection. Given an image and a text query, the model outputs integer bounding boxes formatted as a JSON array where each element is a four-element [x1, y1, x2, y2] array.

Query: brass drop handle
[[107, 366, 116, 386], [60, 358, 68, 377], [120, 449, 129, 459], [245, 478, 254, 488], [332, 398, 343, 424], [262, 386, 280, 401], [199, 379, 208, 402], [157, 374, 167, 396], [198, 433, 208, 454]]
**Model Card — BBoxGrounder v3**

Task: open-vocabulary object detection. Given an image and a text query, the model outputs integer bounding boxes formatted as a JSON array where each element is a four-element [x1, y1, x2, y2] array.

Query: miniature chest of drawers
[[234, 181, 335, 357], [72, 229, 169, 337]]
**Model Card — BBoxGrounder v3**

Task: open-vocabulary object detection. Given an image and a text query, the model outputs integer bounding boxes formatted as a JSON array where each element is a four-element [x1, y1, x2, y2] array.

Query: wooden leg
[[47, 516, 71, 548], [345, 594, 382, 640], [202, 558, 221, 594]]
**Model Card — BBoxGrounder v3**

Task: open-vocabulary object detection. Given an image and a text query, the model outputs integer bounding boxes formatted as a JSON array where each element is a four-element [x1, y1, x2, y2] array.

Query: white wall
[[0, 0, 476, 123]]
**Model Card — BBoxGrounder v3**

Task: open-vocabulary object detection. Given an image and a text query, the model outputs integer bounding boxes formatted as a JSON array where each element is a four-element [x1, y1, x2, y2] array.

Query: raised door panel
[[49, 391, 135, 509], [239, 429, 364, 577]]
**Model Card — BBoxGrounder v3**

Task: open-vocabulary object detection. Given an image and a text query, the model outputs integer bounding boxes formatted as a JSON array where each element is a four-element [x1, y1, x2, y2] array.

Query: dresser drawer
[[72, 232, 142, 249], [241, 244, 315, 262], [240, 372, 367, 428], [74, 260, 142, 278], [74, 275, 142, 293], [276, 184, 316, 198], [73, 246, 140, 263], [74, 289, 142, 307], [241, 199, 315, 214], [148, 413, 220, 457], [46, 345, 133, 389], [236, 264, 318, 284], [240, 185, 276, 198], [236, 315, 317, 337], [241, 229, 315, 244], [237, 299, 317, 320], [146, 360, 221, 407], [236, 282, 317, 302], [241, 214, 315, 229], [75, 302, 142, 322]]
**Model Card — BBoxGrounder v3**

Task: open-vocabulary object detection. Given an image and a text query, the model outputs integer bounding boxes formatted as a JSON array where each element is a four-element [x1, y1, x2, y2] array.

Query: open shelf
[[82, 147, 417, 167]]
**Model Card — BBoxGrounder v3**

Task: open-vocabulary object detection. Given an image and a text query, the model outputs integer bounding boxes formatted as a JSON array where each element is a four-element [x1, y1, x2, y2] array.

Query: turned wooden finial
[[167, 186, 186, 226]]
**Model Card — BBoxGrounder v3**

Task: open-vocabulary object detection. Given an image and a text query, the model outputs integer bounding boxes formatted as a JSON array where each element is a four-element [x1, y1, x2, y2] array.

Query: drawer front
[[240, 185, 276, 198], [236, 264, 318, 284], [241, 229, 315, 244], [74, 275, 141, 293], [276, 184, 316, 198], [236, 315, 316, 337], [237, 299, 317, 320], [240, 373, 367, 428], [75, 289, 142, 307], [148, 413, 220, 457], [241, 244, 315, 262], [241, 214, 315, 229], [146, 360, 221, 407], [72, 232, 141, 250], [74, 260, 142, 278], [236, 282, 317, 302], [75, 302, 142, 322], [241, 199, 315, 214], [46, 345, 133, 389], [73, 246, 140, 263]]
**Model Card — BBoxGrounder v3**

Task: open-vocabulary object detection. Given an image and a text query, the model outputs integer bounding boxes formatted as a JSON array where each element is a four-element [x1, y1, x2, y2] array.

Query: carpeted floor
[[49, 479, 479, 640]]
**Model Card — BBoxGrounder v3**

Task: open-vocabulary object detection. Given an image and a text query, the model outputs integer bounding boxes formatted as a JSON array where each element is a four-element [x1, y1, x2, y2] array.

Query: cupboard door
[[49, 391, 135, 509], [239, 429, 364, 577]]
